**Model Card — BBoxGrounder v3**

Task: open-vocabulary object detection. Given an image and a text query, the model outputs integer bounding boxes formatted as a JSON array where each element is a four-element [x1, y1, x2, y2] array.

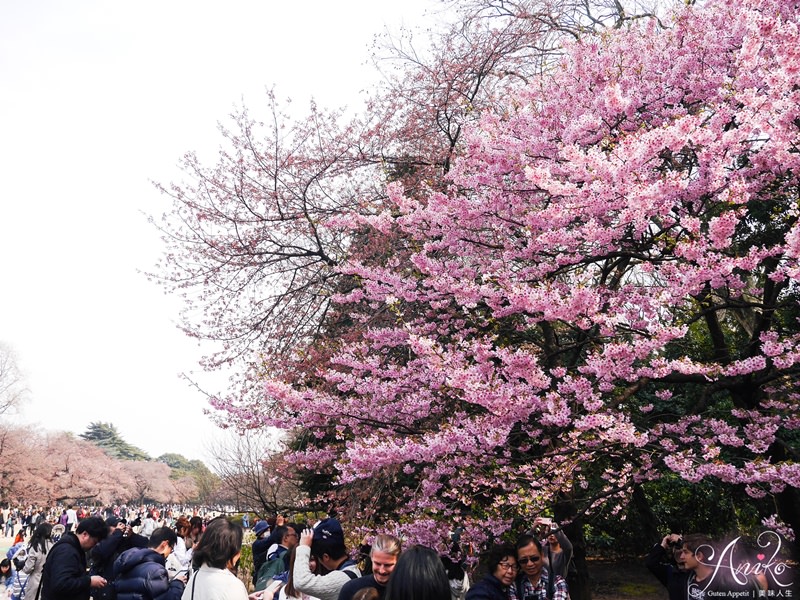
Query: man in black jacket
[[90, 518, 149, 600], [41, 516, 109, 600]]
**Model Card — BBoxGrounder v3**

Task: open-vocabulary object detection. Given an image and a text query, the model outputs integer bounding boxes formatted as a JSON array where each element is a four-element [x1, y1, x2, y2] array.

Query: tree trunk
[[555, 498, 590, 600], [631, 484, 661, 549]]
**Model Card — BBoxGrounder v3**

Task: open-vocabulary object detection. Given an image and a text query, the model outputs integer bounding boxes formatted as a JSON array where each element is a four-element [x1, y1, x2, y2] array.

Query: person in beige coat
[[22, 523, 55, 600]]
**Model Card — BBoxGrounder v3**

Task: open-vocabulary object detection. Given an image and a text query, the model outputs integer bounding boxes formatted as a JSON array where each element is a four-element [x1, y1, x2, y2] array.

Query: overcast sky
[[0, 0, 436, 462]]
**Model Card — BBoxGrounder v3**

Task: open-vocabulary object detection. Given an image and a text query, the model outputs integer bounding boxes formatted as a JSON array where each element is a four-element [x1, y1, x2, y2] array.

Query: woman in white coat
[[181, 517, 248, 600]]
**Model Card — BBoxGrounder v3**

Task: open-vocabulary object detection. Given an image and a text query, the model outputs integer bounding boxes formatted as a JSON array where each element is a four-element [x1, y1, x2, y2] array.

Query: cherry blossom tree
[[150, 1, 665, 410], [119, 460, 180, 504], [152, 3, 800, 594], [46, 432, 130, 504], [0, 424, 208, 506], [212, 0, 800, 561]]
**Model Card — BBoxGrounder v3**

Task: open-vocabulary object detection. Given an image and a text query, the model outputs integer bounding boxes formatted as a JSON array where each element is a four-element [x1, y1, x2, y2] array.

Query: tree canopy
[[80, 421, 152, 461], [153, 0, 800, 569]]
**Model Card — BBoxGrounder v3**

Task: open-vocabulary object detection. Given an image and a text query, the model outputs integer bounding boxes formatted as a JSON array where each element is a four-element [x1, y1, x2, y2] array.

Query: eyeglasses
[[498, 562, 519, 572], [517, 556, 541, 565]]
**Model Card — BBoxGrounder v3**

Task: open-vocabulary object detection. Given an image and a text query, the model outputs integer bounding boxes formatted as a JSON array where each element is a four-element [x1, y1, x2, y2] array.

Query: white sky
[[0, 0, 436, 462]]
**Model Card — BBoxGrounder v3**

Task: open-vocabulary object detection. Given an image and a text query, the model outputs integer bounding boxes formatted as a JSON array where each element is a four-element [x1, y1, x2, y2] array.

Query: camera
[[667, 537, 683, 549]]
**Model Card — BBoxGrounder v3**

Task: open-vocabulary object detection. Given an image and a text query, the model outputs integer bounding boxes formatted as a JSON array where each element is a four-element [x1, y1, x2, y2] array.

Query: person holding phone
[[532, 518, 573, 583]]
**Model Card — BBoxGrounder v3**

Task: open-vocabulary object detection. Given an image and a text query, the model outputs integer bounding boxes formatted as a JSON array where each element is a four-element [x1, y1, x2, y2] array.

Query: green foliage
[[157, 452, 219, 503], [239, 528, 256, 591], [585, 474, 772, 555], [80, 422, 151, 461], [158, 453, 196, 473]]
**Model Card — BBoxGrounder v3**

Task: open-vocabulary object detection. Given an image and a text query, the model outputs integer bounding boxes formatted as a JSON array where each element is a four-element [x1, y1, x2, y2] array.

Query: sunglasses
[[517, 556, 541, 565]]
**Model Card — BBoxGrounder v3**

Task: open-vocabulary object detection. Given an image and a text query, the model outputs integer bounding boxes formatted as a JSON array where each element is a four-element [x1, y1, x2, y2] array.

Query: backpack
[[254, 549, 289, 591], [9, 569, 28, 600], [337, 559, 359, 580]]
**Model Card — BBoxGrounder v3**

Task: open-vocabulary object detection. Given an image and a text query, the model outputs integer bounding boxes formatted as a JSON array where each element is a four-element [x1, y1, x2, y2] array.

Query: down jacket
[[112, 548, 184, 600]]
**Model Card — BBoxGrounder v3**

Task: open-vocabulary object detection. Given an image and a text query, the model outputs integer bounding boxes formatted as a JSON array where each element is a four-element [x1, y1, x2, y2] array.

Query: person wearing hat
[[251, 520, 272, 586], [293, 518, 361, 600], [89, 517, 148, 600]]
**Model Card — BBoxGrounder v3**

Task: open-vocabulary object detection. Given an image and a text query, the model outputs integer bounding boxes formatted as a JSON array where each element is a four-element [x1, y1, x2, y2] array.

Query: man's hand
[[661, 533, 682, 549], [90, 576, 107, 588], [300, 528, 314, 547]]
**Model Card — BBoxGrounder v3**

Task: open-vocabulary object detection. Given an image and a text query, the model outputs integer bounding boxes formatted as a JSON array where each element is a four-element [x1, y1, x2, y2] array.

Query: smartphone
[[266, 580, 283, 593]]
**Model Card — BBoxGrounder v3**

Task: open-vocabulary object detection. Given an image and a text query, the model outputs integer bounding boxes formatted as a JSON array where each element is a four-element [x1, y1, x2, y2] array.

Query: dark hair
[[30, 523, 53, 553], [273, 525, 289, 544], [76, 517, 109, 541], [485, 544, 517, 575], [284, 544, 318, 598], [0, 558, 10, 570], [515, 534, 542, 553], [384, 545, 450, 600], [191, 517, 243, 570], [682, 534, 715, 558], [189, 516, 203, 530], [150, 527, 178, 550], [312, 537, 347, 561]]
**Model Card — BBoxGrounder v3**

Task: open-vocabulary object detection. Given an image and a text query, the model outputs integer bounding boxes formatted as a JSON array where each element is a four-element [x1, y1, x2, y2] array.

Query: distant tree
[[119, 460, 179, 504], [0, 342, 27, 415], [207, 430, 304, 517], [192, 466, 221, 506], [80, 422, 151, 461], [47, 432, 129, 504], [157, 452, 218, 503], [0, 424, 39, 504], [158, 453, 195, 473], [171, 475, 200, 503]]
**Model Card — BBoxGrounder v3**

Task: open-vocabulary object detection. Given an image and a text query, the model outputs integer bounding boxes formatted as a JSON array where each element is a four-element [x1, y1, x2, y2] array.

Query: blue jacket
[[112, 548, 184, 600], [91, 531, 149, 600], [465, 574, 508, 600]]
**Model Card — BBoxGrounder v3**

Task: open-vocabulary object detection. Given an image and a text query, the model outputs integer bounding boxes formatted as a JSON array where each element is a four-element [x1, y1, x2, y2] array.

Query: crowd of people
[[245, 515, 581, 600], [0, 504, 220, 600], [0, 506, 785, 600]]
